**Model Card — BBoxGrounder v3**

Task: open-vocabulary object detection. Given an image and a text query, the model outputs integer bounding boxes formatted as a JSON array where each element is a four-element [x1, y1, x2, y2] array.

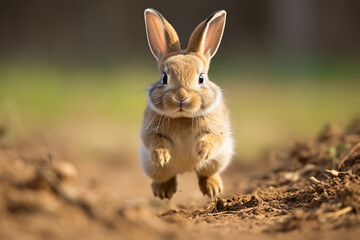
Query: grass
[[1, 61, 359, 159]]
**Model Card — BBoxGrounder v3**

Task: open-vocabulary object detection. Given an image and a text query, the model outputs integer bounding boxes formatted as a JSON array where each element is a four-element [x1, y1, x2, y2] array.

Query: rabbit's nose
[[173, 96, 189, 103], [174, 88, 189, 102]]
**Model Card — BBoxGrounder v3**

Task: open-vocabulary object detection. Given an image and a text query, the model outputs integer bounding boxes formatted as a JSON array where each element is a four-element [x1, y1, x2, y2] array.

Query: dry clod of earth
[[191, 119, 360, 234]]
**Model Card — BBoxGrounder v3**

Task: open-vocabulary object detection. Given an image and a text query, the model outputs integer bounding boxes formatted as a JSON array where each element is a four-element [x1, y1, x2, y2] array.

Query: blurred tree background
[[0, 0, 359, 159]]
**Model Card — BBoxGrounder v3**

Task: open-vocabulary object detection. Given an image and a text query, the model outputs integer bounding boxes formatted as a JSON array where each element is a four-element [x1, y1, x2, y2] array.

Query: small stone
[[53, 161, 77, 182]]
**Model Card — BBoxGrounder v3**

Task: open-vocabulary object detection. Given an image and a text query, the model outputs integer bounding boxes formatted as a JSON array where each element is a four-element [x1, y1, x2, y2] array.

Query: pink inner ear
[[203, 17, 224, 56], [147, 13, 166, 57]]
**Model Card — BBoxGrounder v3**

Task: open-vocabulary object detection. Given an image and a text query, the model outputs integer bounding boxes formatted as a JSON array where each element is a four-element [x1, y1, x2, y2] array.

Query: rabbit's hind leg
[[151, 177, 177, 199], [197, 174, 223, 198]]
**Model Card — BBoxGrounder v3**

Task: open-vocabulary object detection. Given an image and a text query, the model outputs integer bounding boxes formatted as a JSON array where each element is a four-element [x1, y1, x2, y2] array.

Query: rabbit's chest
[[171, 132, 195, 148], [168, 132, 201, 170]]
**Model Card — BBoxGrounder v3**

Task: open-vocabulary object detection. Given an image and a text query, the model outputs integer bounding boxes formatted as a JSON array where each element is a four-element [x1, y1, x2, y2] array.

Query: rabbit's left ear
[[187, 10, 226, 60]]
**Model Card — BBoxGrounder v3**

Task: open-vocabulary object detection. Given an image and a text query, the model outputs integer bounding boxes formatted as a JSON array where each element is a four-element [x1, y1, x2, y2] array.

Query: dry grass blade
[[337, 142, 360, 168], [309, 176, 321, 184], [325, 206, 353, 219]]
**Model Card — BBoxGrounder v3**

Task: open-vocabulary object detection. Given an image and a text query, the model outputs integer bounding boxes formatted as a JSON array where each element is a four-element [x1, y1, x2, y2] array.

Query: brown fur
[[141, 9, 233, 199]]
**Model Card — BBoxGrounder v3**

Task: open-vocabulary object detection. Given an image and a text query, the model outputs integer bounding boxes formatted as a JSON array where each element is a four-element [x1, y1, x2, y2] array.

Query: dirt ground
[[0, 118, 360, 240]]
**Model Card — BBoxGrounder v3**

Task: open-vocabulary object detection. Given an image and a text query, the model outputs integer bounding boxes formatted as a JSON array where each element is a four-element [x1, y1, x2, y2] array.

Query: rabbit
[[140, 8, 234, 199]]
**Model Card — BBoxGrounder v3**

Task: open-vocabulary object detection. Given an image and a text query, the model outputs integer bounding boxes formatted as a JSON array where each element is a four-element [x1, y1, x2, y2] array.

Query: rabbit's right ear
[[187, 10, 226, 60], [144, 9, 181, 61]]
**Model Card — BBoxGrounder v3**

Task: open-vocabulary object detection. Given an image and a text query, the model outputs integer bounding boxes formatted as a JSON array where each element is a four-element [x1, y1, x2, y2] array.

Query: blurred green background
[[1, 0, 360, 160]]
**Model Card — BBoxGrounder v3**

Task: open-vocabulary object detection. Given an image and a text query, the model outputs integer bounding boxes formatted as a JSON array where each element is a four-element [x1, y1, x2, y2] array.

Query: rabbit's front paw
[[150, 148, 172, 167], [197, 139, 215, 160]]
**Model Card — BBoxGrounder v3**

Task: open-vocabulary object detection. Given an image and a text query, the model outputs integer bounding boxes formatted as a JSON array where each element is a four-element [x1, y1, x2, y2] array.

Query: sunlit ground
[[1, 60, 359, 160]]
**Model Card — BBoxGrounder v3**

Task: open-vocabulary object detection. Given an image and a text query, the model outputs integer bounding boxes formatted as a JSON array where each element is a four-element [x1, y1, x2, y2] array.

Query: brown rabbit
[[140, 8, 234, 199]]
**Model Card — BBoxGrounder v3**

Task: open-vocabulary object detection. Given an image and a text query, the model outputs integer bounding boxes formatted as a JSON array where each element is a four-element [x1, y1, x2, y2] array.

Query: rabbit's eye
[[198, 74, 204, 84], [161, 73, 168, 84]]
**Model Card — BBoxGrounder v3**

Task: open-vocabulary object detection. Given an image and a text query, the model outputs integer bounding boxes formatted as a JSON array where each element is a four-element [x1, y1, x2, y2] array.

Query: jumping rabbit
[[140, 8, 234, 199]]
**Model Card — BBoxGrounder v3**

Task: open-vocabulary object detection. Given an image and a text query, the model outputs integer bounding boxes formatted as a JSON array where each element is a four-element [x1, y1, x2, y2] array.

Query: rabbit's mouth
[[178, 102, 184, 112], [173, 96, 189, 113], [170, 105, 192, 118], [176, 103, 185, 112]]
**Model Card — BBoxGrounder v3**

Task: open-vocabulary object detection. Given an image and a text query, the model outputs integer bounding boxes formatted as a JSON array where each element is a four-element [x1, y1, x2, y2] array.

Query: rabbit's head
[[145, 9, 226, 118]]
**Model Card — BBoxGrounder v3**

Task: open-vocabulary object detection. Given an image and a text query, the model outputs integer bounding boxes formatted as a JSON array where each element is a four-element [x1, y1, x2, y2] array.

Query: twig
[[202, 211, 235, 216], [309, 176, 321, 184], [337, 142, 360, 168], [325, 169, 339, 177], [325, 206, 353, 219], [202, 207, 256, 216]]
